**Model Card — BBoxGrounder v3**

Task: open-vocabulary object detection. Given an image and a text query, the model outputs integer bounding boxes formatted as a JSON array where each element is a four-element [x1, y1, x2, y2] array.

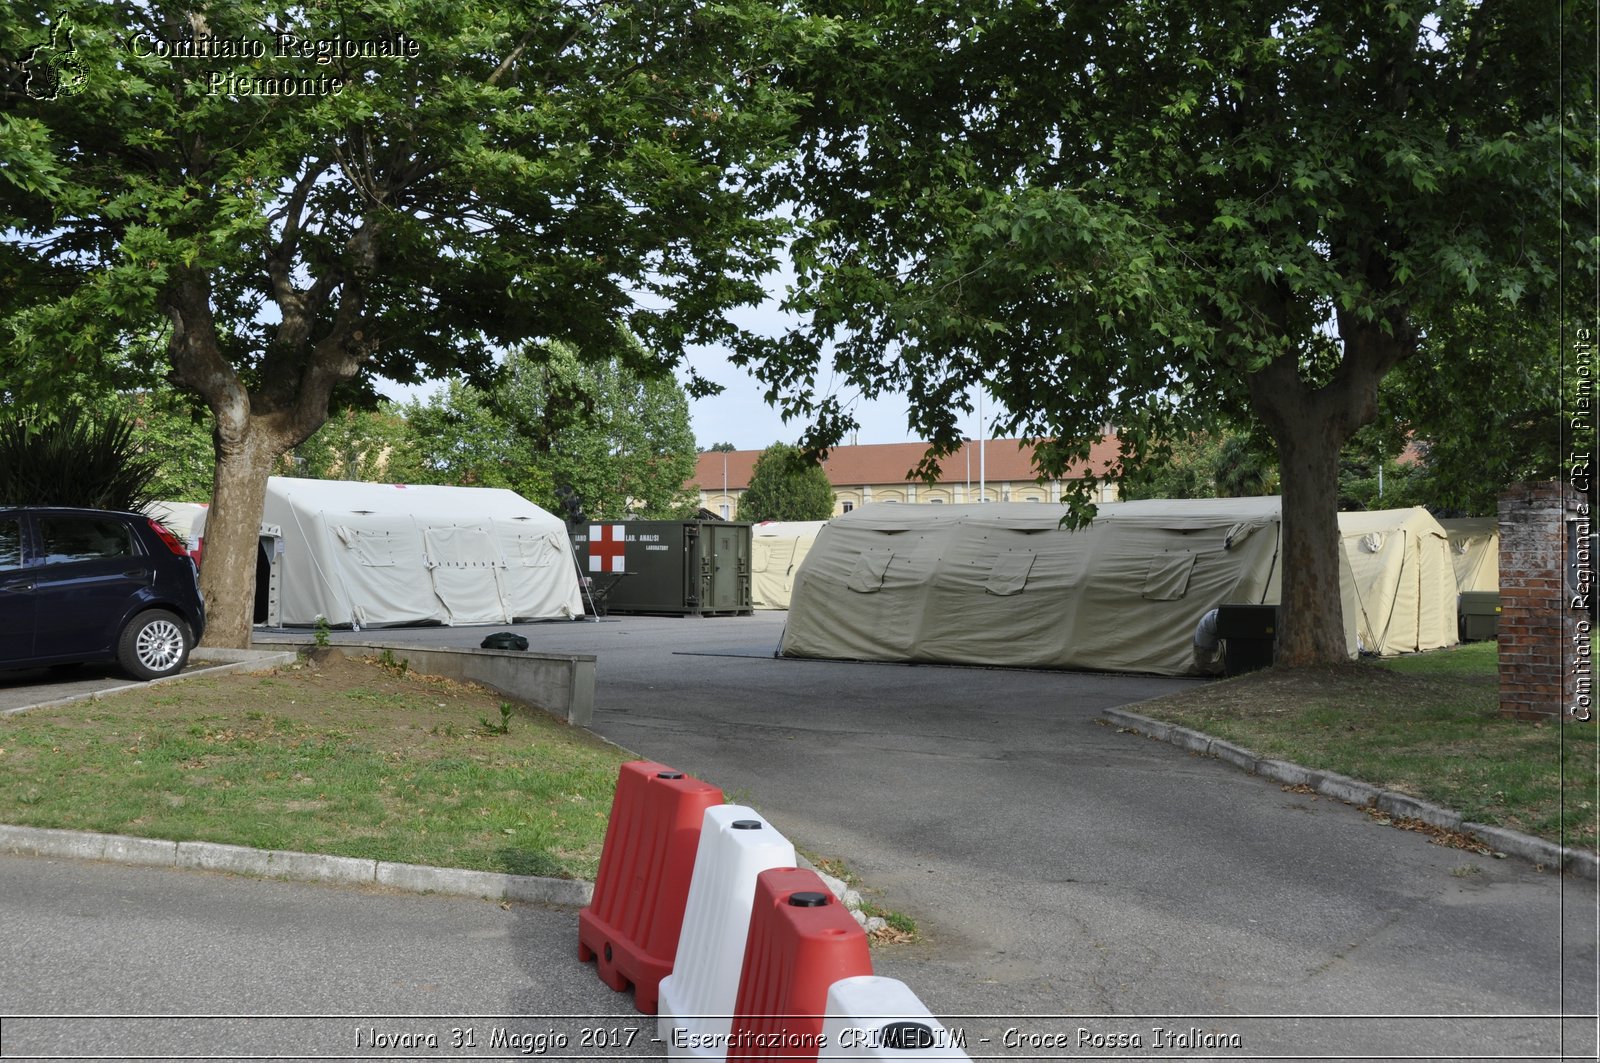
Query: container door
[[710, 525, 741, 611]]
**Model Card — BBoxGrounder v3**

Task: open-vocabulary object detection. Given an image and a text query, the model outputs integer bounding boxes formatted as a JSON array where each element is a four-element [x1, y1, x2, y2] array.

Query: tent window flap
[[1142, 552, 1198, 601], [508, 533, 558, 568], [847, 548, 895, 593], [984, 551, 1036, 596], [336, 527, 396, 568]]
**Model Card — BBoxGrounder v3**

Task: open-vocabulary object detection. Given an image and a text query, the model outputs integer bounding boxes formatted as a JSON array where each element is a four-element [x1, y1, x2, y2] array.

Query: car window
[[37, 517, 137, 565], [0, 519, 20, 571]]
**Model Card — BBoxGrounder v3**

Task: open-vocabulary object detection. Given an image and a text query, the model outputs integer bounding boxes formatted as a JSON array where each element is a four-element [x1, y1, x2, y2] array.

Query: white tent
[[751, 521, 827, 609], [195, 478, 584, 628], [144, 500, 210, 553], [1438, 517, 1500, 593], [780, 499, 1458, 675]]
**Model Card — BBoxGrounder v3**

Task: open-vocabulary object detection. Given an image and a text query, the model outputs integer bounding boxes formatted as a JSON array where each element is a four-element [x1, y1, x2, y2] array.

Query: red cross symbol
[[588, 524, 626, 573]]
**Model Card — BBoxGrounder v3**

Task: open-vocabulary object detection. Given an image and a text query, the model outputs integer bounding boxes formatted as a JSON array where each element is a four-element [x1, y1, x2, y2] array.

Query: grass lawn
[[1130, 639, 1599, 853], [0, 652, 632, 880]]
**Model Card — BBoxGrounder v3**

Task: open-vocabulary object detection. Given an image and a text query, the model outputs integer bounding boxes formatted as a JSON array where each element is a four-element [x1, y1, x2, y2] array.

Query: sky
[[676, 358, 924, 452], [377, 273, 1003, 453], [671, 300, 933, 451]]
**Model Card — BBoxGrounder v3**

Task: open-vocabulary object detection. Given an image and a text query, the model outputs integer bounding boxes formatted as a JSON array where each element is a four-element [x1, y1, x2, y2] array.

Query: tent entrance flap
[[326, 512, 432, 628], [424, 525, 511, 624]]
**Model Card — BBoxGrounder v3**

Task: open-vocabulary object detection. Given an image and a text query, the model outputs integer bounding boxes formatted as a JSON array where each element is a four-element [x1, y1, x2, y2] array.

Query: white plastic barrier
[[819, 976, 973, 1060], [658, 805, 796, 1060]]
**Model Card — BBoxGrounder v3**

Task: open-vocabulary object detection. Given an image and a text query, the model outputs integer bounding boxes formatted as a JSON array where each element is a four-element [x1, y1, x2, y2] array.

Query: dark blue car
[[0, 507, 207, 680]]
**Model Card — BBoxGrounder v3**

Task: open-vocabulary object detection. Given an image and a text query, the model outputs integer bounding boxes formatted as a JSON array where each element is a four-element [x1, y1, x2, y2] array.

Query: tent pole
[[569, 535, 602, 622], [979, 391, 986, 503]]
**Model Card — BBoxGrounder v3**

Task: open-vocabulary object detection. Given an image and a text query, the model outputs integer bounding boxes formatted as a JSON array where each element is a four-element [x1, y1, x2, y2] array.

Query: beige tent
[[780, 499, 1457, 675], [1327, 508, 1459, 656], [1438, 517, 1500, 592], [751, 521, 827, 609]]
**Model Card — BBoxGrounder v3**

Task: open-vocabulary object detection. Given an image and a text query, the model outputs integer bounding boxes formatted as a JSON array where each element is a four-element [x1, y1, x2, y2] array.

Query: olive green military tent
[[779, 499, 1457, 675]]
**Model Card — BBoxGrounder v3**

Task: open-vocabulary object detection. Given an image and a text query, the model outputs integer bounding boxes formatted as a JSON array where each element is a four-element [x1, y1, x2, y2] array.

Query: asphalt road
[[5, 613, 1596, 1060], [0, 853, 662, 1060]]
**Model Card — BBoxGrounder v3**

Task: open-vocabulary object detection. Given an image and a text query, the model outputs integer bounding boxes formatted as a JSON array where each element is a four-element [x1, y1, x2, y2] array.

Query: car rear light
[[147, 518, 190, 557]]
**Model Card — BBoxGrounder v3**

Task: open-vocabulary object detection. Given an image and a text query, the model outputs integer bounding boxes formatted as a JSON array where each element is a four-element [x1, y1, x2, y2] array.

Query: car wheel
[[116, 610, 192, 681]]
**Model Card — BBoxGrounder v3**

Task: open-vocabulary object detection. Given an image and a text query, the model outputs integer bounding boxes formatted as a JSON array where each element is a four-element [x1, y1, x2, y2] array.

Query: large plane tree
[[748, 0, 1592, 665], [1, 0, 824, 645]]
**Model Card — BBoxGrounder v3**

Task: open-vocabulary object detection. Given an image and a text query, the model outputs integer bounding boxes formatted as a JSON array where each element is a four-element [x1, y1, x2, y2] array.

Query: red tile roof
[[689, 437, 1122, 491]]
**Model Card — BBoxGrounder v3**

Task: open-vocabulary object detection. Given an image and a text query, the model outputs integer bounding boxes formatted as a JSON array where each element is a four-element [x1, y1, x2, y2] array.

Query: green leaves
[[736, 443, 836, 522], [385, 334, 699, 520], [0, 116, 66, 198], [750, 0, 1590, 661]]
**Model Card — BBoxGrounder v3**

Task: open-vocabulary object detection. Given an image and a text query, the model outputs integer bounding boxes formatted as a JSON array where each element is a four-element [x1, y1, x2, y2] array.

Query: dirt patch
[[102, 651, 553, 746]]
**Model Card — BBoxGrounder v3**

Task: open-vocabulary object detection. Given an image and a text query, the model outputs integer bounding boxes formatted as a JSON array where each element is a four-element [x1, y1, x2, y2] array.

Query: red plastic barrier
[[578, 761, 724, 1014], [727, 867, 873, 1063]]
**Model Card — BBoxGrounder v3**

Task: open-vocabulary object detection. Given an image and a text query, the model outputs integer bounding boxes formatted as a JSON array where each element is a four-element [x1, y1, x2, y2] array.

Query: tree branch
[[164, 269, 250, 444]]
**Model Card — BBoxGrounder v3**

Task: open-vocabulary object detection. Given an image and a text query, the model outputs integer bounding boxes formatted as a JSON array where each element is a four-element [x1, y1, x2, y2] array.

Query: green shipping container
[[1458, 591, 1500, 642], [570, 520, 752, 617]]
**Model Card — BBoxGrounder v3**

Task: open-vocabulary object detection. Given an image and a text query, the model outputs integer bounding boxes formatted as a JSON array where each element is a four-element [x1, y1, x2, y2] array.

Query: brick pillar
[[1497, 481, 1584, 720]]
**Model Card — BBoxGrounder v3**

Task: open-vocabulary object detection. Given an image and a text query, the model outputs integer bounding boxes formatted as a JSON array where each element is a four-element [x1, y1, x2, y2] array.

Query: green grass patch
[[0, 654, 632, 879], [1133, 641, 1598, 853], [1375, 639, 1499, 677]]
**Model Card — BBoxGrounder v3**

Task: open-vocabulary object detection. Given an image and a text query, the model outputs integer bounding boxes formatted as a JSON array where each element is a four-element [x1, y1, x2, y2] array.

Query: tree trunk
[[1272, 418, 1351, 666], [199, 418, 286, 649]]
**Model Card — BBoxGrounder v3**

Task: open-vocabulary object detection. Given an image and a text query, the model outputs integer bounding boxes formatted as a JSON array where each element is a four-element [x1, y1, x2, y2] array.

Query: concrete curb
[[1102, 706, 1598, 882], [3, 649, 301, 716], [0, 824, 594, 906]]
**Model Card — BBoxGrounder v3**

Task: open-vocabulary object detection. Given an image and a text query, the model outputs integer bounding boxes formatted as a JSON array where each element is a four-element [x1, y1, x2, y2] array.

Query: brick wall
[[1497, 481, 1583, 720]]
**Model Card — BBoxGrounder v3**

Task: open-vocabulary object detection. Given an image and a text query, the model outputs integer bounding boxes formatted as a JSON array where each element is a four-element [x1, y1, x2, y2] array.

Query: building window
[[719, 504, 730, 519], [930, 498, 944, 504], [842, 501, 854, 513]]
